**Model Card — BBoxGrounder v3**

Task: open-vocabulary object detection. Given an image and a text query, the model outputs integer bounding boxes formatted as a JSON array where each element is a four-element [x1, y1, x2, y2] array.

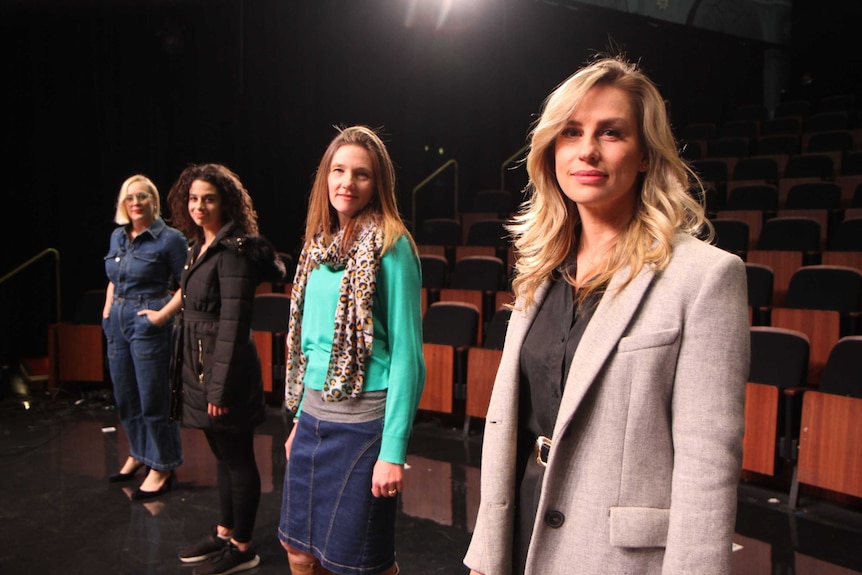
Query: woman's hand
[[207, 403, 229, 417], [103, 282, 114, 319], [137, 308, 168, 327], [284, 424, 297, 461], [137, 289, 182, 327], [469, 571, 485, 575], [371, 460, 404, 498]]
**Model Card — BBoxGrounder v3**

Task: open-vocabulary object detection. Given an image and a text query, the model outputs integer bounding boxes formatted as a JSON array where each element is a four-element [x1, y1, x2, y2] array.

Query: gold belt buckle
[[535, 435, 552, 467]]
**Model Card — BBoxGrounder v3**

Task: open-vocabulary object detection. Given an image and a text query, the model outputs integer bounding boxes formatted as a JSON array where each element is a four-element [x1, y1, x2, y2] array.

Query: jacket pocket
[[609, 506, 669, 548], [617, 328, 679, 353]]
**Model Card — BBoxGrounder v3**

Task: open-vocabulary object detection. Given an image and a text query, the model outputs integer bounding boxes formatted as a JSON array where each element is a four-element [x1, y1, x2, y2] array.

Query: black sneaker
[[178, 528, 230, 563], [192, 542, 260, 575]]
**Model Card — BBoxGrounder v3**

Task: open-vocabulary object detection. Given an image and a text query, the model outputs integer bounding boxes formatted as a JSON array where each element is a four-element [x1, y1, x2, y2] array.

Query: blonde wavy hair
[[510, 56, 711, 309], [302, 125, 415, 255]]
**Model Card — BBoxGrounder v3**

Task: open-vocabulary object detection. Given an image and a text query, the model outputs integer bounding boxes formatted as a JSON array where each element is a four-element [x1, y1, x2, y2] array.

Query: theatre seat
[[48, 289, 108, 388], [419, 301, 480, 415], [250, 291, 291, 400], [464, 308, 512, 435], [742, 327, 809, 477], [793, 337, 862, 505]]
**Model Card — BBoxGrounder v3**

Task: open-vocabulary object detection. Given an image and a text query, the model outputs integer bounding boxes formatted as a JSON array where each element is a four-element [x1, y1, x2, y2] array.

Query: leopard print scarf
[[284, 222, 384, 413]]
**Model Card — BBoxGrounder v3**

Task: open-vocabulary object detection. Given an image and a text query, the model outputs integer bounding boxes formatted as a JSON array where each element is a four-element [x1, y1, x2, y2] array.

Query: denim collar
[[143, 217, 167, 239], [126, 217, 167, 242]]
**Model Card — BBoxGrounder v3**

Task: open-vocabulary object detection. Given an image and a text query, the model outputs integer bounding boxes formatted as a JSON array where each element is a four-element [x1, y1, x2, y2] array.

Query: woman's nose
[[578, 139, 599, 162]]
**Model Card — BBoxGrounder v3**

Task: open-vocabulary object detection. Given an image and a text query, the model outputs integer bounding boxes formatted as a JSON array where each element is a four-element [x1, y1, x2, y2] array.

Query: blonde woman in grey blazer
[[464, 56, 749, 575]]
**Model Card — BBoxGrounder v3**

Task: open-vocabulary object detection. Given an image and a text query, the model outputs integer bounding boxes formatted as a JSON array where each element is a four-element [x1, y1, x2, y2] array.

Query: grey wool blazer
[[464, 233, 749, 575]]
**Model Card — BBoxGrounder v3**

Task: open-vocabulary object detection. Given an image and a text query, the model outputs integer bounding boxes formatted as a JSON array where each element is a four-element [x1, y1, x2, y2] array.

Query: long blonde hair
[[303, 125, 415, 255], [510, 56, 711, 309]]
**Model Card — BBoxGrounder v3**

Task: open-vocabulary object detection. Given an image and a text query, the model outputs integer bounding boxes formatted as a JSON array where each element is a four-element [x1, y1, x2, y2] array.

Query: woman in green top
[[278, 125, 425, 575]]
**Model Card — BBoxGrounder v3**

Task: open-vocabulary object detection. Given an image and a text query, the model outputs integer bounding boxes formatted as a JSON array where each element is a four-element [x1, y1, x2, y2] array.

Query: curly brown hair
[[167, 163, 259, 243]]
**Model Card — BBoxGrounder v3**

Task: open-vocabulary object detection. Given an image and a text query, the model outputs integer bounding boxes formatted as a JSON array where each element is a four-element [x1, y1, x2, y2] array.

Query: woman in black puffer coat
[[151, 163, 285, 575], [176, 222, 279, 431]]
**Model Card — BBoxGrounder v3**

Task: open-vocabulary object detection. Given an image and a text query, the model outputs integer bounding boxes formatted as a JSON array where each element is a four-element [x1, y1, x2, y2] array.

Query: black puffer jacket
[[176, 220, 285, 431]]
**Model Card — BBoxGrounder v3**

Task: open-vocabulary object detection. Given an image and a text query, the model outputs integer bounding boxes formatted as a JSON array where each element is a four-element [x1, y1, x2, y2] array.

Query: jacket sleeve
[[165, 228, 190, 286], [663, 252, 748, 573], [208, 247, 256, 407]]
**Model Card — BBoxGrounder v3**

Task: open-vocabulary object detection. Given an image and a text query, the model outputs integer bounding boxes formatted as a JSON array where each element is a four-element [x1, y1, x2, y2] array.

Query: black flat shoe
[[130, 472, 173, 501], [108, 462, 146, 483]]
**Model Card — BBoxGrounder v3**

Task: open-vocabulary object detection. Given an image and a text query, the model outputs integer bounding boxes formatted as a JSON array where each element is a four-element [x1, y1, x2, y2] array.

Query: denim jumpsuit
[[103, 218, 189, 471]]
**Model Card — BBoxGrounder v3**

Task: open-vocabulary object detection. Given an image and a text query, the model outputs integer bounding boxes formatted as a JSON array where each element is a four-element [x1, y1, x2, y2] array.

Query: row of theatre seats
[[678, 93, 862, 290], [714, 211, 862, 306], [701, 106, 862, 507], [678, 93, 862, 170], [700, 94, 862, 507], [411, 198, 519, 436], [744, 330, 862, 507]]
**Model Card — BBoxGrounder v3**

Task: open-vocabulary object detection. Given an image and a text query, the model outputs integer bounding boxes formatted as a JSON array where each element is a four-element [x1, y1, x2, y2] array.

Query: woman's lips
[[573, 170, 607, 183]]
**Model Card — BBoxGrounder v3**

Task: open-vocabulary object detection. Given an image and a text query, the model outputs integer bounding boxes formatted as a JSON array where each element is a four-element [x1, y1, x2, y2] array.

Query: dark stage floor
[[1, 387, 860, 575]]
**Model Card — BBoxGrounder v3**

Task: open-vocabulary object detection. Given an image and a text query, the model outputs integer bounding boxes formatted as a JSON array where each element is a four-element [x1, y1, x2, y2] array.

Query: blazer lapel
[[552, 263, 656, 439]]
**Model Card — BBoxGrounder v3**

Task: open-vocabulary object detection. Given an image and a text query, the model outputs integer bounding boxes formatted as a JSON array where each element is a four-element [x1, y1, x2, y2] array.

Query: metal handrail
[[411, 159, 458, 230], [0, 248, 61, 323], [500, 143, 529, 192]]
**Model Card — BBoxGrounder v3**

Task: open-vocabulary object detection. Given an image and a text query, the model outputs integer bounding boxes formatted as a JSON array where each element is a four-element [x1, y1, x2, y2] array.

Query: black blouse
[[513, 274, 601, 574]]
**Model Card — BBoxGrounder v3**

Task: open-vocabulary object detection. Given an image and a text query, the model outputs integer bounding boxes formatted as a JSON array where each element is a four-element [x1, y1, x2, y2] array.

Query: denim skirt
[[278, 412, 397, 575]]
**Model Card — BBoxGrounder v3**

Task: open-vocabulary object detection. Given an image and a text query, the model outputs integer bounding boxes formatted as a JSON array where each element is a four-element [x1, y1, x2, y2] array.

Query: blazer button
[[544, 510, 565, 528]]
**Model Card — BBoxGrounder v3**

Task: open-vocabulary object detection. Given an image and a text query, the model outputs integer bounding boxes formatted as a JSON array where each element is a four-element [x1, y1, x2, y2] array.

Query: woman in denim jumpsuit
[[102, 174, 189, 499]]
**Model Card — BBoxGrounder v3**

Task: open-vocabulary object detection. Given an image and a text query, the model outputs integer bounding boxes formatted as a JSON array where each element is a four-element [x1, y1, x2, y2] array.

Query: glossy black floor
[[1, 384, 861, 575]]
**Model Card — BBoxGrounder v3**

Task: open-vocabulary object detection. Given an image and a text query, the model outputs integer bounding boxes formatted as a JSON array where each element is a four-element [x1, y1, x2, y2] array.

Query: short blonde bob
[[113, 174, 161, 225]]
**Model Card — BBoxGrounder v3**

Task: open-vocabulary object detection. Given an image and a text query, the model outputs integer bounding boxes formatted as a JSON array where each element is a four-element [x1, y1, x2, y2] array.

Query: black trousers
[[203, 427, 261, 543]]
